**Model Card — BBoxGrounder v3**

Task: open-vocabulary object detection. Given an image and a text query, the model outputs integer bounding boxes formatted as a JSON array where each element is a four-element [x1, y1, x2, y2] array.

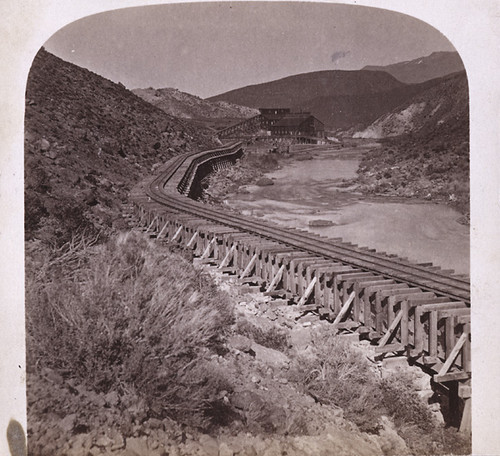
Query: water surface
[[226, 146, 470, 275]]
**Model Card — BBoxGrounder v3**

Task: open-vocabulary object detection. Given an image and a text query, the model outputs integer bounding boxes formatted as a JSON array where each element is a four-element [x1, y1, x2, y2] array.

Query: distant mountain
[[362, 51, 465, 84], [207, 69, 443, 130], [353, 71, 468, 139], [133, 87, 259, 120]]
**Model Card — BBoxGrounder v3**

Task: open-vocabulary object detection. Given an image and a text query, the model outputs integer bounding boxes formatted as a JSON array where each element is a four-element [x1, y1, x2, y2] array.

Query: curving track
[[130, 141, 471, 432], [144, 142, 470, 304]]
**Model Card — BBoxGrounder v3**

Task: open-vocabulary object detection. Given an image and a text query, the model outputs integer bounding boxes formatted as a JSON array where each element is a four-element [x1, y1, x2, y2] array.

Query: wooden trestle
[[128, 142, 471, 433], [130, 197, 471, 433]]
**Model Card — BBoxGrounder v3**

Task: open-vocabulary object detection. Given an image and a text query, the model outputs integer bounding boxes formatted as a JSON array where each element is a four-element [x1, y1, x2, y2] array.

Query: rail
[[129, 142, 471, 432]]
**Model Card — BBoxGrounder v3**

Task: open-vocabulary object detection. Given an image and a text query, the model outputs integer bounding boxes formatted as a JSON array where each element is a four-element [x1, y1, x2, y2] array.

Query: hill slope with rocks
[[362, 51, 465, 84], [208, 69, 445, 130], [354, 71, 469, 217], [25, 48, 216, 245], [133, 87, 259, 120]]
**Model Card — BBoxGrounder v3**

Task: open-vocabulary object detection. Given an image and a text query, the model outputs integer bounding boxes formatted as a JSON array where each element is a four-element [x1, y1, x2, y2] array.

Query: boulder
[[256, 177, 274, 187]]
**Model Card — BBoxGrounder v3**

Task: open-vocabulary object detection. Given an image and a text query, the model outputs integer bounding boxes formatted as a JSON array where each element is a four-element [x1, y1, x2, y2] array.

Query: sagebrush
[[26, 231, 234, 428]]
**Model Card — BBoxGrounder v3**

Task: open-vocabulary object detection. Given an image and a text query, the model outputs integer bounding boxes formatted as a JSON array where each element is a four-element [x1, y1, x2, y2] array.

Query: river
[[223, 145, 470, 276]]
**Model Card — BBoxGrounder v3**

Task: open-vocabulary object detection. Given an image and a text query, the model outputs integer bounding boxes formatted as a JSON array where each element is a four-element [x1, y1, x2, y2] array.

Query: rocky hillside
[[354, 72, 469, 217], [25, 48, 216, 245], [353, 72, 468, 139], [133, 87, 259, 120], [362, 51, 465, 84], [208, 69, 445, 130]]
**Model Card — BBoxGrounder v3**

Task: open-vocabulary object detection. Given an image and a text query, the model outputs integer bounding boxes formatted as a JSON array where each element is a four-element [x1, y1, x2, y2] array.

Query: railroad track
[[130, 141, 471, 432], [144, 143, 470, 304]]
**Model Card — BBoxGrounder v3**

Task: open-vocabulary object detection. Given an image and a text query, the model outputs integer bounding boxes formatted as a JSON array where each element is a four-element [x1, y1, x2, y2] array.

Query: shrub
[[288, 330, 470, 454], [26, 231, 234, 428], [236, 319, 288, 352], [289, 331, 385, 433]]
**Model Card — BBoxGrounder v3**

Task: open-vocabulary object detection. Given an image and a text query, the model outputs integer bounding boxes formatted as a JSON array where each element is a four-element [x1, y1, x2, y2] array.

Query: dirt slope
[[353, 72, 468, 139], [133, 87, 259, 120], [25, 48, 216, 245]]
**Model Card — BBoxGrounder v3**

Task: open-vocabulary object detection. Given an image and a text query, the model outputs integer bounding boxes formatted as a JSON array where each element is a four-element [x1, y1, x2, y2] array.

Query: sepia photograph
[[1, 1, 499, 455]]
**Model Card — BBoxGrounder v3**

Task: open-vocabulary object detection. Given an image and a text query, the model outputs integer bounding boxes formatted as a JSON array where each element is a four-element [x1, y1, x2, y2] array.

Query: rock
[[110, 432, 125, 450], [218, 442, 234, 456], [255, 177, 274, 187], [251, 343, 290, 368], [39, 138, 50, 151], [46, 149, 58, 160], [198, 434, 218, 456], [59, 413, 77, 432], [41, 367, 64, 384], [95, 434, 113, 448], [126, 436, 149, 455], [105, 390, 120, 406], [377, 416, 410, 455], [228, 334, 253, 353], [231, 390, 264, 411]]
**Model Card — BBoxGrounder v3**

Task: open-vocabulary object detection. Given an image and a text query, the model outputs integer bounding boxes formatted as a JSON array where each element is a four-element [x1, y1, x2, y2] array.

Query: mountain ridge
[[133, 87, 259, 120], [362, 51, 465, 84]]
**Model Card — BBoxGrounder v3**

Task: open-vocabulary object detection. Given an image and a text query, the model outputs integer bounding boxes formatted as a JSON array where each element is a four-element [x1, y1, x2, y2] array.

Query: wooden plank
[[240, 253, 258, 279], [378, 310, 403, 347], [157, 221, 170, 239], [266, 264, 285, 293], [438, 332, 468, 378], [459, 398, 471, 434], [200, 237, 216, 260], [434, 371, 470, 383], [438, 308, 470, 319], [297, 276, 318, 306], [170, 225, 183, 242], [145, 216, 158, 233], [375, 343, 404, 354], [218, 244, 236, 269], [186, 231, 198, 248], [333, 291, 356, 326], [429, 310, 438, 357]]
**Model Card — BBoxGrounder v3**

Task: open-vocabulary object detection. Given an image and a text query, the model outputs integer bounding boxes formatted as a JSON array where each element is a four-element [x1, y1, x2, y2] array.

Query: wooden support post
[[157, 221, 169, 239], [429, 310, 438, 357], [436, 332, 468, 379], [446, 316, 456, 358], [218, 244, 236, 269], [170, 225, 183, 243], [297, 276, 317, 306], [240, 253, 257, 279], [146, 216, 158, 233], [266, 264, 285, 293], [186, 231, 198, 248], [201, 238, 216, 260], [378, 310, 403, 348], [333, 291, 356, 326]]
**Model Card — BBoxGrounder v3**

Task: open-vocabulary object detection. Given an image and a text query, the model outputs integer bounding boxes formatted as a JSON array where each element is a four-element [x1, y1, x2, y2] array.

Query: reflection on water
[[227, 148, 470, 276]]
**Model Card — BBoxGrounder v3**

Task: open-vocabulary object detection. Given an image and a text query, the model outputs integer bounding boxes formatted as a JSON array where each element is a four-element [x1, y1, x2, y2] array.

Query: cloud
[[331, 50, 351, 64]]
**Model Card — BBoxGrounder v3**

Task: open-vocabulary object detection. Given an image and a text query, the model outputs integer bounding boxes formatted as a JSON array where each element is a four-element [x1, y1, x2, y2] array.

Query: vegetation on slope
[[26, 233, 235, 454]]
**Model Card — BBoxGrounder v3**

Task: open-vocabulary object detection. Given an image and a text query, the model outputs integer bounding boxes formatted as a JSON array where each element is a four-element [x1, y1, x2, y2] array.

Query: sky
[[44, 2, 456, 99]]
